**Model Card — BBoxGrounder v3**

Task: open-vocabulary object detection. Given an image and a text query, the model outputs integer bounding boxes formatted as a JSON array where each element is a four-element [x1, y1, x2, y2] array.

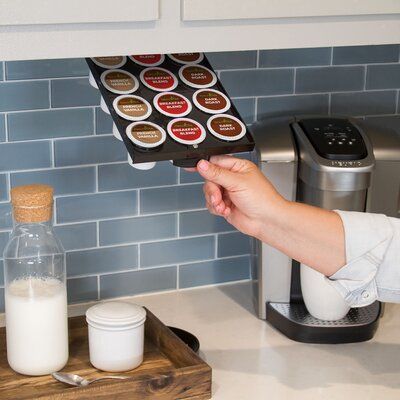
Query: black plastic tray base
[[266, 301, 381, 344]]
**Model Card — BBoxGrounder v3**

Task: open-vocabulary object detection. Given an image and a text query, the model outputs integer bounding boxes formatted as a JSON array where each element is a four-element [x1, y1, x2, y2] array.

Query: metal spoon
[[52, 372, 129, 387]]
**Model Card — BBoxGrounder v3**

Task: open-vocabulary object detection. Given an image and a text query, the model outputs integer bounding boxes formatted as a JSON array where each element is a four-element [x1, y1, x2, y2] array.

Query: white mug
[[300, 263, 350, 321]]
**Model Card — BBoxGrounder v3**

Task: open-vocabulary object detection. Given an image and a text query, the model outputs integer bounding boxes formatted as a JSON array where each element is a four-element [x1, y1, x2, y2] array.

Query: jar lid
[[11, 184, 54, 223], [86, 301, 146, 329]]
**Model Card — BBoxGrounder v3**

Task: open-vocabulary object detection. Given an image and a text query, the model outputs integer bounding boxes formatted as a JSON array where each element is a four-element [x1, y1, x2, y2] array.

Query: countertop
[[3, 281, 400, 399]]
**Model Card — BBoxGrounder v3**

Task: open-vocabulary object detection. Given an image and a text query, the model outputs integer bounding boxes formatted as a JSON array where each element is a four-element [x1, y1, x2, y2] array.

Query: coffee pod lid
[[126, 121, 166, 149], [192, 89, 231, 114], [153, 92, 192, 118], [113, 95, 152, 121], [207, 114, 246, 142], [129, 54, 165, 67], [91, 56, 127, 69], [179, 64, 217, 89], [140, 67, 178, 92], [168, 53, 204, 65], [167, 118, 206, 146], [100, 69, 139, 95]]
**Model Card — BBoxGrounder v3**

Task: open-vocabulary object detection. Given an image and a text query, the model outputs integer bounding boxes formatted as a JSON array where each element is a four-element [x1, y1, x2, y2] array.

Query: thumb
[[197, 159, 239, 189]]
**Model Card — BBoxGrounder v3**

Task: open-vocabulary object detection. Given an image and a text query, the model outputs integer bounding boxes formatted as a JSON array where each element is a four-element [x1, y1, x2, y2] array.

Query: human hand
[[195, 156, 286, 239]]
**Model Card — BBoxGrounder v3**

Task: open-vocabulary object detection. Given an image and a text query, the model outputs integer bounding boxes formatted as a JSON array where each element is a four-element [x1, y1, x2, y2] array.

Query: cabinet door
[[182, 0, 400, 21], [0, 0, 159, 26]]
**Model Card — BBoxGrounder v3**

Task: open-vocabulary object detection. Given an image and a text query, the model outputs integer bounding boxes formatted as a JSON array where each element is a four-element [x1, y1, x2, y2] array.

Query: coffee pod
[[153, 92, 192, 118], [128, 154, 156, 170], [140, 67, 178, 92], [91, 56, 127, 69], [207, 114, 246, 141], [129, 54, 165, 67], [126, 121, 166, 149], [113, 123, 122, 141], [113, 95, 152, 121], [89, 72, 98, 89], [167, 118, 206, 146], [100, 69, 139, 95], [100, 97, 110, 114], [168, 53, 204, 65], [192, 89, 231, 114], [179, 64, 217, 89]]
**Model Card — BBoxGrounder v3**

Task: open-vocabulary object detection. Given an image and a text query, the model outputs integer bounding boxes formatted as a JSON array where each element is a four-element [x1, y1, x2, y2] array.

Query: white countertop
[[3, 281, 400, 399]]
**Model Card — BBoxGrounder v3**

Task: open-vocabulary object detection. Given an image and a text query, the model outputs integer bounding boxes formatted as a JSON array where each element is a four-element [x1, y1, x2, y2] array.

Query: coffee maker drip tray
[[266, 301, 381, 344]]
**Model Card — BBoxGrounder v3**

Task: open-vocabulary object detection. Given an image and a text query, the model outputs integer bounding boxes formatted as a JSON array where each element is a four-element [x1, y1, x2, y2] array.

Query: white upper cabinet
[[182, 0, 400, 21], [0, 0, 159, 25], [0, 0, 399, 61]]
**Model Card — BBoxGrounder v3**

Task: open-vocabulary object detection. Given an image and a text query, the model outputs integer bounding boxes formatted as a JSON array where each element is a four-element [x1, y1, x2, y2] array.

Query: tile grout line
[[48, 80, 52, 108], [50, 140, 55, 168], [97, 275, 100, 300], [66, 254, 251, 280], [330, 47, 334, 65]]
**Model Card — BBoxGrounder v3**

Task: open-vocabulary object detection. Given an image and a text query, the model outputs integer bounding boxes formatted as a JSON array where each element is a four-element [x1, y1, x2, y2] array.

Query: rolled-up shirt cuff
[[326, 210, 393, 307]]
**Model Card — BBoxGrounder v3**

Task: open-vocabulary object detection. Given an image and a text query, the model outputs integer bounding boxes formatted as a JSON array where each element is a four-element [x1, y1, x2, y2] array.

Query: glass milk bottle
[[3, 184, 68, 375]]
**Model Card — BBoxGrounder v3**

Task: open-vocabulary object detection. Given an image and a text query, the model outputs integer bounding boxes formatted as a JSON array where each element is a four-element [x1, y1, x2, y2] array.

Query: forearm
[[257, 200, 346, 276]]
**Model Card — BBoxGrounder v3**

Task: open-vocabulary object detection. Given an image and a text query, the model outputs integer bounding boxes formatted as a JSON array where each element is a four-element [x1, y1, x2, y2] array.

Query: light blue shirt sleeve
[[327, 210, 400, 307]]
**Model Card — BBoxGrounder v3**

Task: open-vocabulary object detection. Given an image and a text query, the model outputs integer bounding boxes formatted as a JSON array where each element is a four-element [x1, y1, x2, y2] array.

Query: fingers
[[197, 159, 241, 190], [204, 181, 232, 218]]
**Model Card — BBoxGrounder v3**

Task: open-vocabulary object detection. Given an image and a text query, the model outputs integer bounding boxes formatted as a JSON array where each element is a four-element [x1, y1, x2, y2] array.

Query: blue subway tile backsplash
[[0, 175, 7, 201], [0, 81, 49, 112], [0, 114, 5, 142], [100, 267, 177, 299], [0, 45, 399, 308], [179, 256, 251, 288], [0, 141, 51, 172], [54, 223, 97, 251], [66, 244, 138, 277], [259, 47, 331, 67], [54, 135, 126, 166], [51, 78, 99, 108], [220, 68, 294, 97], [56, 190, 137, 223], [8, 108, 94, 141], [140, 184, 205, 214], [100, 214, 177, 246], [296, 66, 365, 94], [330, 91, 397, 116], [98, 161, 177, 191], [6, 58, 88, 80], [332, 45, 399, 65], [366, 64, 400, 90], [11, 166, 96, 195]]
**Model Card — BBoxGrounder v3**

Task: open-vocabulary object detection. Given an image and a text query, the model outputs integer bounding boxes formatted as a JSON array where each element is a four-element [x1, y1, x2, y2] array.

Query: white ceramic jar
[[86, 301, 146, 372]]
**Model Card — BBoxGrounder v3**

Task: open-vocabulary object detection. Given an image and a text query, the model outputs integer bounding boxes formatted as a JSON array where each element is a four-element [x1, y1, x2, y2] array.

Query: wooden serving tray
[[0, 309, 212, 399]]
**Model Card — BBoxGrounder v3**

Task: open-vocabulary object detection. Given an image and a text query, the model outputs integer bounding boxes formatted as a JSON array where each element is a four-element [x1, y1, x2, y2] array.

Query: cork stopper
[[11, 184, 54, 223]]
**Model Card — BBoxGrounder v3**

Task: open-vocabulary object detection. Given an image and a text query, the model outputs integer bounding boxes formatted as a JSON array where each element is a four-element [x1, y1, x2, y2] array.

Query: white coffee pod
[[128, 154, 156, 170]]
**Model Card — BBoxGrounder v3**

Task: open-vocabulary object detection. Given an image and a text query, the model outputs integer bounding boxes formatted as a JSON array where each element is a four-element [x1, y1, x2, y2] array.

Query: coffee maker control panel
[[298, 118, 368, 160]]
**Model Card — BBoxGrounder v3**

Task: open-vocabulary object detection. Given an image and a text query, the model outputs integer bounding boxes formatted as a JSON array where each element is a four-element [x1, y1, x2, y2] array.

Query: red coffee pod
[[140, 67, 178, 92], [192, 89, 231, 114], [153, 92, 192, 118], [168, 53, 204, 65], [179, 64, 217, 89], [167, 118, 206, 145], [126, 121, 166, 149], [113, 95, 152, 121], [100, 69, 139, 95], [129, 54, 165, 67], [207, 114, 246, 142], [91, 56, 127, 69]]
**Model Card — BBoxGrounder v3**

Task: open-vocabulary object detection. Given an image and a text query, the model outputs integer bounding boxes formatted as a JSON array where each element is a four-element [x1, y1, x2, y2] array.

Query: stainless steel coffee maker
[[252, 116, 400, 344]]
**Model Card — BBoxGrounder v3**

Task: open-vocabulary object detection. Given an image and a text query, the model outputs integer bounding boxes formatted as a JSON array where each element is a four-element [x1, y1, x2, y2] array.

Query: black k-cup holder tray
[[86, 54, 254, 167]]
